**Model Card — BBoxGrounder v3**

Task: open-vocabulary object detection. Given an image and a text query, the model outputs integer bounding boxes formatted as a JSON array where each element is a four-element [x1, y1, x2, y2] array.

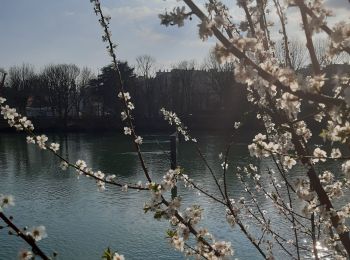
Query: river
[[0, 132, 344, 259]]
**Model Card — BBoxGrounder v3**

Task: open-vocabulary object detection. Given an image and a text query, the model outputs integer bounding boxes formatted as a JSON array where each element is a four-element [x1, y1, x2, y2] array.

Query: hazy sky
[[0, 0, 348, 73]]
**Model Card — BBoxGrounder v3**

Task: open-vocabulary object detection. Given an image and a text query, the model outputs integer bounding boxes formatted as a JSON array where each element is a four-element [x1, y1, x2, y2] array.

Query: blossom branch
[[182, 0, 344, 107], [91, 2, 234, 258], [0, 210, 50, 259], [273, 0, 292, 68], [297, 1, 321, 74]]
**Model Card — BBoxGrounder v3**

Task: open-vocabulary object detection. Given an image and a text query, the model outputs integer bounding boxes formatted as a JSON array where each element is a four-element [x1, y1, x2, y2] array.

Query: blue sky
[[0, 0, 348, 72]]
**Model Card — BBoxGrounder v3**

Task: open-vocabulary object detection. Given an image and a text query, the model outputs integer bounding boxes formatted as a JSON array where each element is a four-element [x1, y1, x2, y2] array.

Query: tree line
[[1, 41, 348, 129], [0, 57, 251, 129]]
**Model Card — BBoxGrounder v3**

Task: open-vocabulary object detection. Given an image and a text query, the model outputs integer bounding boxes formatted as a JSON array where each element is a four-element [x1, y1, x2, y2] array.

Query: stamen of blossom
[[0, 194, 15, 208], [60, 161, 69, 171]]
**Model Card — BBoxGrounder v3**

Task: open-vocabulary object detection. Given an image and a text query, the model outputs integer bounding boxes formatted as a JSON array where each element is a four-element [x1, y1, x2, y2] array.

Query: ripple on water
[[1, 133, 345, 259]]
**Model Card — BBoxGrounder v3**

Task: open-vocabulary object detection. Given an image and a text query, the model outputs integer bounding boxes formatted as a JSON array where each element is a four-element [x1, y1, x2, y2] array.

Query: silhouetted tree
[[7, 64, 35, 113], [41, 64, 80, 124], [136, 55, 156, 79], [275, 39, 307, 70], [314, 38, 350, 66], [91, 62, 135, 116], [73, 67, 95, 118]]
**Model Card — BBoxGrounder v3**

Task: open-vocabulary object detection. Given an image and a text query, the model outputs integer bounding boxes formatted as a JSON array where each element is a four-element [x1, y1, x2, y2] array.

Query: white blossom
[[331, 148, 342, 159], [212, 241, 233, 257], [60, 161, 69, 171], [0, 194, 15, 208], [26, 136, 35, 144], [218, 153, 223, 160], [171, 235, 184, 252], [112, 253, 125, 260], [319, 171, 334, 184], [1, 105, 18, 120], [118, 92, 130, 101], [120, 111, 127, 121], [221, 162, 228, 170], [27, 226, 47, 241], [127, 102, 134, 110], [122, 184, 128, 192], [106, 174, 116, 182], [123, 127, 132, 135], [134, 136, 143, 145], [18, 250, 34, 260], [94, 170, 105, 179], [36, 135, 48, 150], [313, 148, 327, 163], [50, 143, 60, 152], [283, 156, 296, 170], [75, 160, 87, 172], [198, 20, 214, 41]]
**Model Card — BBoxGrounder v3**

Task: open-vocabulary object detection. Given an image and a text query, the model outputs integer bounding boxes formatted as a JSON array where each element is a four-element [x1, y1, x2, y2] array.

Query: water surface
[[0, 133, 344, 259]]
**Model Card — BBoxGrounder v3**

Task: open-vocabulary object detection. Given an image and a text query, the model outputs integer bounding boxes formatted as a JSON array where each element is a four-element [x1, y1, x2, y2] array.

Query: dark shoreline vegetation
[[0, 116, 328, 146], [1, 63, 348, 134]]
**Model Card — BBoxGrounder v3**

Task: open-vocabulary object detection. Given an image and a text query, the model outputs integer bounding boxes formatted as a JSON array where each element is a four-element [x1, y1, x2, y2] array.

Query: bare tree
[[135, 55, 156, 79], [314, 38, 350, 66], [74, 67, 95, 118], [0, 68, 6, 95], [174, 59, 196, 70], [41, 64, 80, 124], [275, 39, 307, 70], [8, 64, 36, 113]]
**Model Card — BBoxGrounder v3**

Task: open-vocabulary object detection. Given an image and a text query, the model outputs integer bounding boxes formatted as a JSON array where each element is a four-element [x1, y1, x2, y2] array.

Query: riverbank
[[0, 113, 261, 133]]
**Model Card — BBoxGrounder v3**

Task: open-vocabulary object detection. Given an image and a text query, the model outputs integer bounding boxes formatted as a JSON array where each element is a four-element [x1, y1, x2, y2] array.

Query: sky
[[0, 0, 349, 74]]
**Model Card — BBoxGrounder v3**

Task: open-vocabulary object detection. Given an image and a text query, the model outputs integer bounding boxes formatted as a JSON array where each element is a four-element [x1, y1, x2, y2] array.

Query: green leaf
[[154, 210, 164, 220], [102, 247, 113, 260], [166, 229, 177, 238]]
